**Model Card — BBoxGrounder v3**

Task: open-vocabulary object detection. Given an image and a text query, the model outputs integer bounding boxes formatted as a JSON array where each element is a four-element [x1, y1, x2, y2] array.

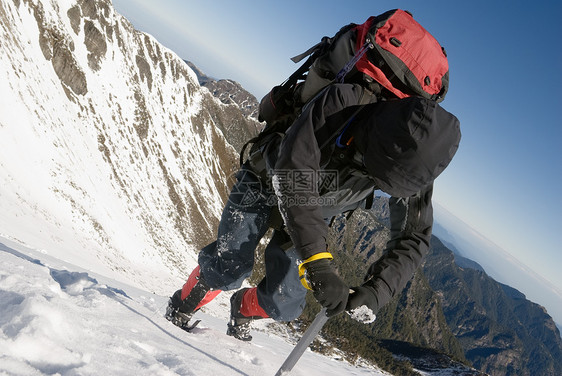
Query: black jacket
[[263, 83, 460, 311]]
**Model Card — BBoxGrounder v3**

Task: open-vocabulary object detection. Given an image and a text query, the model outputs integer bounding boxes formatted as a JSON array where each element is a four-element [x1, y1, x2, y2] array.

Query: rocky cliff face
[[0, 0, 242, 289]]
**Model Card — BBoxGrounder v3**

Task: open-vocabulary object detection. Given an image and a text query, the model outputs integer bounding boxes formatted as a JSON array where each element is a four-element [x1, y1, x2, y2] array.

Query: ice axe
[[274, 307, 329, 376]]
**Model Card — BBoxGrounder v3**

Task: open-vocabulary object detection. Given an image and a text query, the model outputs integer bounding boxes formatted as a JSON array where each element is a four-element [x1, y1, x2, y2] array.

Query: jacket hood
[[354, 97, 461, 197]]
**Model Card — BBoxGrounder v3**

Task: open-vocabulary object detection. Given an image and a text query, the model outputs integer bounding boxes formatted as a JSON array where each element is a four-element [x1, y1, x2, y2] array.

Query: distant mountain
[[430, 222, 486, 272], [184, 60, 262, 151], [184, 60, 259, 119], [184, 60, 215, 84], [452, 253, 486, 272], [433, 203, 562, 327], [424, 236, 562, 375]]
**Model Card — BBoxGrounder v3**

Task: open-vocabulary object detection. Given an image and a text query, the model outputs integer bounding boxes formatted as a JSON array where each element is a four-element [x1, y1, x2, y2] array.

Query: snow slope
[[0, 236, 384, 376]]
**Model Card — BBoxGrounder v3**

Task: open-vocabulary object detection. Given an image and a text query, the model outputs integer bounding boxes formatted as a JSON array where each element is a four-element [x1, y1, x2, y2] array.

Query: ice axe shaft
[[274, 307, 329, 376]]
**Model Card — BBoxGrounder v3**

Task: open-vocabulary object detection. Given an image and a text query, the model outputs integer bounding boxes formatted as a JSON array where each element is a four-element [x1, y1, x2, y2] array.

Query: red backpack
[[258, 9, 449, 125], [354, 9, 449, 102]]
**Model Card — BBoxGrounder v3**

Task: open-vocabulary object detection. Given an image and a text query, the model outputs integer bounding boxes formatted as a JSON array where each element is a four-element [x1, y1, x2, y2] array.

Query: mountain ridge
[[432, 202, 562, 327]]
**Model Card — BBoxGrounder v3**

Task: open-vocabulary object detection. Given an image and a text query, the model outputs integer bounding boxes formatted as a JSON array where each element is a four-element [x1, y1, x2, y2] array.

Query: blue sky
[[112, 0, 562, 317]]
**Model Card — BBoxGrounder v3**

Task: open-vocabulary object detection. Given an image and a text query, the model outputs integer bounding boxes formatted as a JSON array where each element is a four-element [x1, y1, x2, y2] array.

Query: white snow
[[348, 306, 377, 324], [0, 236, 385, 376]]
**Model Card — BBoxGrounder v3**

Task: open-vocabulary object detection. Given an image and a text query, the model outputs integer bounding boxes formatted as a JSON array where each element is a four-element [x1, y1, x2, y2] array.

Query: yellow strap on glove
[[298, 252, 333, 290]]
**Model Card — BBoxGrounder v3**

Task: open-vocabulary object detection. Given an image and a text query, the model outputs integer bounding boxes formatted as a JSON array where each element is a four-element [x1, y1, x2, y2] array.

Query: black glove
[[346, 285, 378, 312], [306, 259, 349, 317]]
